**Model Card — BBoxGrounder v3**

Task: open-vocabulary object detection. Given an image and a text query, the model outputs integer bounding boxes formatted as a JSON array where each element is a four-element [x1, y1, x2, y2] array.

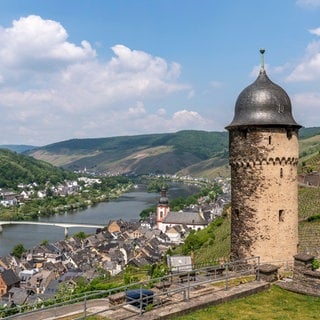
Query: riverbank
[[0, 182, 199, 257], [0, 180, 134, 222]]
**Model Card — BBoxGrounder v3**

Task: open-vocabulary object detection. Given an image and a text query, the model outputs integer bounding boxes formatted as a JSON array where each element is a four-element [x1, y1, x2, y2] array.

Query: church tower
[[156, 187, 170, 230], [226, 50, 301, 263]]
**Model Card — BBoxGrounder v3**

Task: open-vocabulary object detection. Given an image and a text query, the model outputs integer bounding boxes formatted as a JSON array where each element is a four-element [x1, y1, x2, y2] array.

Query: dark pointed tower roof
[[158, 187, 169, 205], [226, 49, 301, 130]]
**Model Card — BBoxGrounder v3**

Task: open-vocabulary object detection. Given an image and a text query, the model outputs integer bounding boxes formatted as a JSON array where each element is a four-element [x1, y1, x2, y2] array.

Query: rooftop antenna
[[260, 48, 265, 71]]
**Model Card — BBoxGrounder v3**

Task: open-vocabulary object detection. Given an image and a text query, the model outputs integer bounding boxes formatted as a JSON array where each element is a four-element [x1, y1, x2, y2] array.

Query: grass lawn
[[173, 285, 320, 320]]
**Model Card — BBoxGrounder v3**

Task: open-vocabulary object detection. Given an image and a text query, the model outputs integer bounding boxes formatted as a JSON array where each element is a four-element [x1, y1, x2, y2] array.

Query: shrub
[[312, 259, 320, 270]]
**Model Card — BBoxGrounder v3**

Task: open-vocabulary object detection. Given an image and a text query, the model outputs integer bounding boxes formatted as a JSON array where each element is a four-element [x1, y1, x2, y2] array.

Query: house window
[[279, 210, 284, 222]]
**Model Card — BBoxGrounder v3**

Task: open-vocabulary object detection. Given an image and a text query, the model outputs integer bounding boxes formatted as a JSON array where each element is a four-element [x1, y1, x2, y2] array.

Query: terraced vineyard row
[[298, 186, 320, 220], [298, 221, 320, 257]]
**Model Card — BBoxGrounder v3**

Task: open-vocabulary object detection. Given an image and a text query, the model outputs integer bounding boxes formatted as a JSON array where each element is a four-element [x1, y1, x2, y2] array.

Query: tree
[[55, 282, 74, 301], [12, 243, 26, 258], [41, 240, 49, 246], [150, 263, 168, 278], [73, 231, 88, 240], [181, 230, 202, 255], [139, 207, 155, 220]]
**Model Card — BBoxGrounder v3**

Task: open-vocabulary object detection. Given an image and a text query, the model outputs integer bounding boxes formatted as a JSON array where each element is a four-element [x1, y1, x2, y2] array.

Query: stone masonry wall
[[229, 127, 299, 263]]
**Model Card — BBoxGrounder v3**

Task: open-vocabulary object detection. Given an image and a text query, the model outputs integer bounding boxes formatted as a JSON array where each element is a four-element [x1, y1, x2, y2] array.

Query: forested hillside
[[27, 130, 229, 175], [0, 149, 76, 189]]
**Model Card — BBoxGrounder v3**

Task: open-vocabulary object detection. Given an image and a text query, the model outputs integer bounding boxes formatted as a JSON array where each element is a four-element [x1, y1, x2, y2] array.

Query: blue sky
[[0, 0, 320, 145]]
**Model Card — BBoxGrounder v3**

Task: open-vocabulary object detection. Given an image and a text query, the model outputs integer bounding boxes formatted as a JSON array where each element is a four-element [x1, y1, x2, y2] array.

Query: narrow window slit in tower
[[241, 129, 248, 139], [279, 210, 284, 222], [280, 168, 283, 178], [235, 209, 240, 219], [268, 136, 272, 145]]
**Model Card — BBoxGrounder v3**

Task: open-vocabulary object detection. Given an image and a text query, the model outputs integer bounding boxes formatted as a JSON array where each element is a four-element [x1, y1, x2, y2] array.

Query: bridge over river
[[0, 221, 105, 237]]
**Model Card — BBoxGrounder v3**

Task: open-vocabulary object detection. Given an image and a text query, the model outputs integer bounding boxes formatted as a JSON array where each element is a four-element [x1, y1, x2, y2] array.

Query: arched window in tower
[[268, 136, 272, 145], [160, 211, 163, 218], [279, 210, 284, 222], [280, 168, 283, 178]]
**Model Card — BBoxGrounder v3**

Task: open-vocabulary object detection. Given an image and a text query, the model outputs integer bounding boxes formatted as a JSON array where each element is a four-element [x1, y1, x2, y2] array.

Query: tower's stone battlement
[[230, 158, 299, 167]]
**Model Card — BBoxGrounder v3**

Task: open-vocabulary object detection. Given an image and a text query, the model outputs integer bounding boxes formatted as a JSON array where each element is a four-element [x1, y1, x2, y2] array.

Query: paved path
[[129, 280, 270, 320], [5, 299, 108, 320], [7, 281, 270, 320]]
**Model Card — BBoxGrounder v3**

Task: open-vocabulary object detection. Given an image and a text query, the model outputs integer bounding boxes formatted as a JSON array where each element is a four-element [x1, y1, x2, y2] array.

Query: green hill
[[0, 148, 76, 189], [299, 133, 320, 173], [3, 127, 318, 192], [27, 130, 229, 176], [26, 127, 320, 178]]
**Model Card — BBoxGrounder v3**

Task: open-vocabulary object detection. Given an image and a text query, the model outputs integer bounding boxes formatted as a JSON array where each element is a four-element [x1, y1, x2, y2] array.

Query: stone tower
[[156, 187, 170, 230], [225, 50, 301, 263]]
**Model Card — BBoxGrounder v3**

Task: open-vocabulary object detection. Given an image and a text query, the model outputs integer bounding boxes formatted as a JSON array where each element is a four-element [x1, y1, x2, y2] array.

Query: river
[[0, 183, 199, 257]]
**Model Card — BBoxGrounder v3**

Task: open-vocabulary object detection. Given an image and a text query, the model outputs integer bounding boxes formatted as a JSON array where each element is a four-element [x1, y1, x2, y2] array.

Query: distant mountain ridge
[[25, 127, 320, 177], [26, 130, 229, 176], [0, 144, 37, 153]]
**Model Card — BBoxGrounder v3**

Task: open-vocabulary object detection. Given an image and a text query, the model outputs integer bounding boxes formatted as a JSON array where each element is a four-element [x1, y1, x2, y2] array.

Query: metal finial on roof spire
[[260, 48, 265, 71]]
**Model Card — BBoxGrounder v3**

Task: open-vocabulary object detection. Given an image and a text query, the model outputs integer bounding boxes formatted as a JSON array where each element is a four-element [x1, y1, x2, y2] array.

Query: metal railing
[[1, 256, 260, 320]]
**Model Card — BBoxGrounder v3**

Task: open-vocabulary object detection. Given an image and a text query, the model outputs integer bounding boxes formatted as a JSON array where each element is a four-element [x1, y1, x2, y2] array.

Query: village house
[[298, 172, 320, 187], [0, 189, 19, 207], [107, 219, 127, 234], [165, 225, 186, 244], [0, 268, 20, 298]]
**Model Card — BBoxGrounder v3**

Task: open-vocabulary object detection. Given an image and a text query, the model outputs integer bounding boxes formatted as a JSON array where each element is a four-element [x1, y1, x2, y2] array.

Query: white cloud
[[209, 81, 223, 88], [0, 15, 193, 144], [128, 101, 147, 116], [172, 110, 208, 129], [0, 15, 95, 71], [296, 0, 320, 7], [55, 107, 214, 143], [286, 40, 320, 82], [309, 27, 320, 36], [157, 108, 166, 116], [292, 92, 320, 126]]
